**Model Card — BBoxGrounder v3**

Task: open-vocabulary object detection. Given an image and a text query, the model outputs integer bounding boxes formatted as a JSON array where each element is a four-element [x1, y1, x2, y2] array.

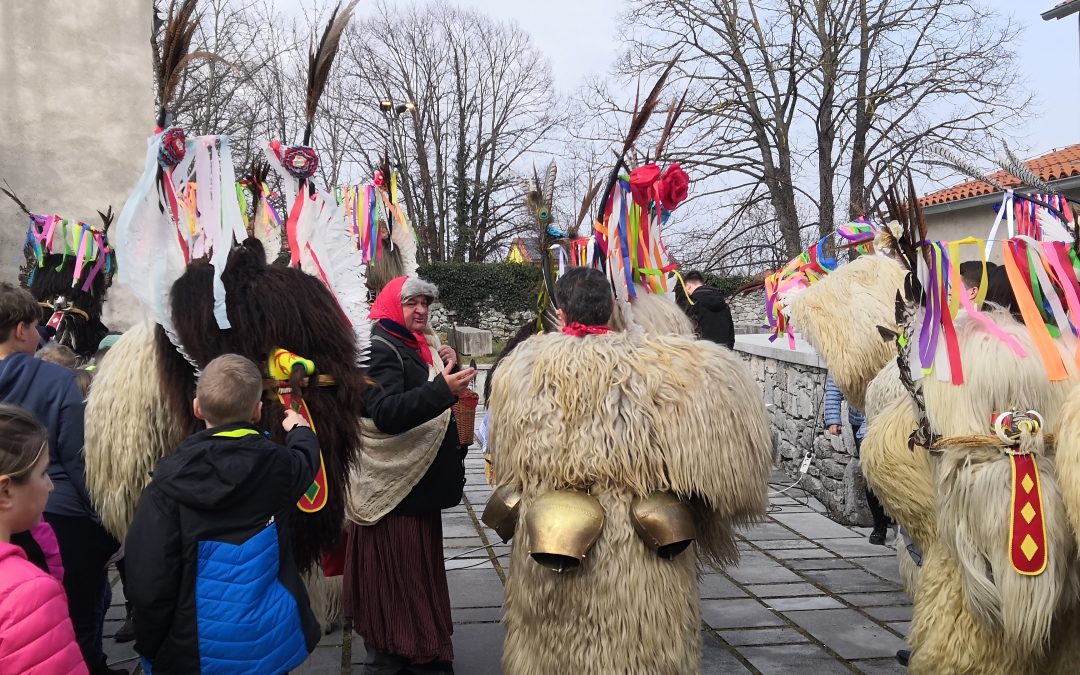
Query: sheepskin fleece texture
[[924, 311, 1078, 656], [630, 291, 695, 337], [488, 331, 772, 674], [303, 567, 343, 635], [1057, 382, 1080, 553], [85, 320, 187, 539], [785, 254, 905, 409], [859, 311, 1080, 671]]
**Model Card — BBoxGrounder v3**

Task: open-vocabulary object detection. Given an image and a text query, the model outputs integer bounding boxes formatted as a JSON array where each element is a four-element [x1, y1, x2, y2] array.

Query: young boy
[[125, 354, 321, 674]]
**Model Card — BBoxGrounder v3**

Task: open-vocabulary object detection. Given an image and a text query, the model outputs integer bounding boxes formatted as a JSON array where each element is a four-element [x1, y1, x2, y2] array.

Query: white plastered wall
[[0, 0, 153, 330]]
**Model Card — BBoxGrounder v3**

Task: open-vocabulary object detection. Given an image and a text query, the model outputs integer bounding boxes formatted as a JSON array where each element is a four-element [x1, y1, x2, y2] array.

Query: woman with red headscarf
[[345, 276, 475, 675]]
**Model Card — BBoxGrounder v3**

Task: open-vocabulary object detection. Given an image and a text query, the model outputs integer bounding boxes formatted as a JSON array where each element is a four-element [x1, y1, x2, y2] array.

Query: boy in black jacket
[[126, 354, 321, 674]]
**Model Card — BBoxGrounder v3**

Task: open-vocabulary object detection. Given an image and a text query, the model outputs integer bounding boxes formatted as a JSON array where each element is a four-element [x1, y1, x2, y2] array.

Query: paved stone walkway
[[105, 439, 912, 673]]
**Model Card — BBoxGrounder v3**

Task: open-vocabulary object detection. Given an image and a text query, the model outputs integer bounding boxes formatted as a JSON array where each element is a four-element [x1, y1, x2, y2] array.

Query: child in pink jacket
[[0, 404, 87, 674]]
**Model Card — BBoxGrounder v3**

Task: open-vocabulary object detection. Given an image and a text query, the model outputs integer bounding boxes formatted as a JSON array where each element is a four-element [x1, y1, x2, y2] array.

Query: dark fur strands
[[161, 237, 368, 571], [25, 253, 112, 359]]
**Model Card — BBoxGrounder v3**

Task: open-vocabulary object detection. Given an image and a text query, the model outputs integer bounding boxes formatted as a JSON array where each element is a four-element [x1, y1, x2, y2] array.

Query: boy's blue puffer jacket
[[125, 423, 322, 674]]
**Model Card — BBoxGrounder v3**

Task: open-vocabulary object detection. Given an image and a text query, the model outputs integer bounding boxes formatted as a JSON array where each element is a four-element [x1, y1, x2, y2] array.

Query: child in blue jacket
[[126, 354, 321, 674]]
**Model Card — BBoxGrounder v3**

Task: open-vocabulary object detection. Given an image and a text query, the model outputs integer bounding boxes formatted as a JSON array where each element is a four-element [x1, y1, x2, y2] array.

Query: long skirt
[[343, 512, 454, 664]]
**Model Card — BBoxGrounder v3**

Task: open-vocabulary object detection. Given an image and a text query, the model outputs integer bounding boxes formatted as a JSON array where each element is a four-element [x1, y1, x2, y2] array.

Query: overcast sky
[[291, 0, 1080, 171]]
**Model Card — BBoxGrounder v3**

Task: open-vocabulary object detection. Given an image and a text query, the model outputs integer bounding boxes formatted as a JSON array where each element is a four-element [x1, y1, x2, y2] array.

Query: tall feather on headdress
[[303, 0, 359, 145], [155, 0, 224, 126], [595, 54, 681, 233], [1, 180, 31, 217], [571, 178, 601, 240], [654, 82, 690, 162], [998, 143, 1055, 195], [524, 162, 562, 332]]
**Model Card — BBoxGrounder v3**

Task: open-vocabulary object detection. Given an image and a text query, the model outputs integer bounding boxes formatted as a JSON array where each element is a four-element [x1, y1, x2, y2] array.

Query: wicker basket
[[453, 389, 480, 446]]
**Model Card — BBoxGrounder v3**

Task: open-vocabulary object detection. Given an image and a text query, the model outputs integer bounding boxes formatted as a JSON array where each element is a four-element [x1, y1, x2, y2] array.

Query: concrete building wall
[[0, 0, 154, 329]]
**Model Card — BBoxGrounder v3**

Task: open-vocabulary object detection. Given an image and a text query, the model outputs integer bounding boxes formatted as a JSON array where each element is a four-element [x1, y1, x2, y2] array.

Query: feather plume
[[304, 0, 359, 144], [654, 82, 690, 162], [155, 0, 216, 125], [929, 147, 1010, 192], [96, 206, 114, 231], [543, 162, 557, 207], [595, 54, 681, 227], [999, 143, 1055, 194], [622, 54, 681, 157], [572, 178, 601, 237], [0, 180, 31, 217]]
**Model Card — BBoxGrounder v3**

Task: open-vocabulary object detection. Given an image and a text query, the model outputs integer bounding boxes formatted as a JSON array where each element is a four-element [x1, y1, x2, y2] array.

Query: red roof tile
[[919, 144, 1080, 207]]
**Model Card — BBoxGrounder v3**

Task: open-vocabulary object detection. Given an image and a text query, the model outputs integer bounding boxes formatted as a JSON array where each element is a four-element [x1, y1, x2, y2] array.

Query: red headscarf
[[370, 276, 434, 365]]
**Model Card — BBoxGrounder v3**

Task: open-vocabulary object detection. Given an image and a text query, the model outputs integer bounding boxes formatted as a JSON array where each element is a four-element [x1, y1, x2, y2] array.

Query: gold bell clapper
[[630, 491, 697, 559], [481, 484, 522, 543], [525, 490, 605, 573]]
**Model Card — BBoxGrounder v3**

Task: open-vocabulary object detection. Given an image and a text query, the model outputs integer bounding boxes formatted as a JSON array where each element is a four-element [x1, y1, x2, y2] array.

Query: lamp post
[[378, 96, 415, 192]]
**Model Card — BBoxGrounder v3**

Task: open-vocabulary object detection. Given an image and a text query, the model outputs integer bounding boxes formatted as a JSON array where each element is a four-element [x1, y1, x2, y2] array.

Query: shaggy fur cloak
[[85, 238, 367, 572], [788, 253, 1080, 673], [489, 331, 772, 674]]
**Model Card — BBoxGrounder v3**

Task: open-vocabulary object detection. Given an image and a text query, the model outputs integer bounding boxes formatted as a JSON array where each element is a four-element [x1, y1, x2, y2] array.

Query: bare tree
[[159, 0, 308, 167], [331, 1, 563, 263], [621, 0, 1028, 260]]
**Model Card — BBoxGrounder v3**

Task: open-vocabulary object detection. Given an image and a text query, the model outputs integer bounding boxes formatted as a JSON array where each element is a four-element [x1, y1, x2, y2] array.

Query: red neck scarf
[[370, 276, 433, 365], [562, 322, 613, 338]]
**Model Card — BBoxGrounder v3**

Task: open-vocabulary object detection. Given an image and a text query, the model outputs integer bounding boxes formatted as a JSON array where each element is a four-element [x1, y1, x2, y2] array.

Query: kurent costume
[[486, 77, 773, 672], [78, 6, 441, 650], [772, 170, 1080, 673]]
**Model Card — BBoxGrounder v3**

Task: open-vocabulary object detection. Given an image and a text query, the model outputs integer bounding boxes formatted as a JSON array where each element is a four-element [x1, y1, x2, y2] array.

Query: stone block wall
[[735, 334, 874, 526], [728, 290, 766, 330], [430, 303, 535, 343]]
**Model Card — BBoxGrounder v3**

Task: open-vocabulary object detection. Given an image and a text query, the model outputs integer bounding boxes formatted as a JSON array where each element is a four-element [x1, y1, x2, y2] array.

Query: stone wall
[[735, 334, 874, 526], [729, 290, 766, 330], [429, 303, 535, 343]]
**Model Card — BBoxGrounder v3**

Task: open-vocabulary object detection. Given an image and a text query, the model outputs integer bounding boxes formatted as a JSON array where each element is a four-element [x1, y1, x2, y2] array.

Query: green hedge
[[418, 262, 543, 326], [703, 273, 754, 297], [416, 262, 751, 322]]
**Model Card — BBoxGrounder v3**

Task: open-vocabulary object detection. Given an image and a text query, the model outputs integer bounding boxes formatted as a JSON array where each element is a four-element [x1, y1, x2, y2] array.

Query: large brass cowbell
[[630, 491, 696, 559], [481, 484, 522, 543], [525, 490, 605, 573]]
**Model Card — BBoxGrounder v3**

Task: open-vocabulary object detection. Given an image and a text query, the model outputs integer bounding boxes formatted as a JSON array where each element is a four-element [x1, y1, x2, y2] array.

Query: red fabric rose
[[656, 163, 690, 211], [628, 163, 662, 208]]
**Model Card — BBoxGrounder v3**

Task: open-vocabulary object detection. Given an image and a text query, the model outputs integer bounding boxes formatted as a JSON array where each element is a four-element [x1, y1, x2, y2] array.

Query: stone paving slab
[[720, 627, 812, 647], [784, 608, 907, 659], [765, 596, 845, 612], [107, 447, 913, 673], [739, 644, 852, 674]]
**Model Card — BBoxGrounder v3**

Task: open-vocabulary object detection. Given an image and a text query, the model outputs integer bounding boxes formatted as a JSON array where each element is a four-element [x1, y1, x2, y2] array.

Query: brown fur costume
[[85, 238, 367, 571], [788, 252, 1080, 673], [489, 331, 772, 674]]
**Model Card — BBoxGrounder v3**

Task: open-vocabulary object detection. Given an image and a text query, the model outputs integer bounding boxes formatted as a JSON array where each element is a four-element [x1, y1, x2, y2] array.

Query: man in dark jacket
[[125, 354, 322, 674], [0, 282, 122, 674], [680, 271, 736, 349]]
